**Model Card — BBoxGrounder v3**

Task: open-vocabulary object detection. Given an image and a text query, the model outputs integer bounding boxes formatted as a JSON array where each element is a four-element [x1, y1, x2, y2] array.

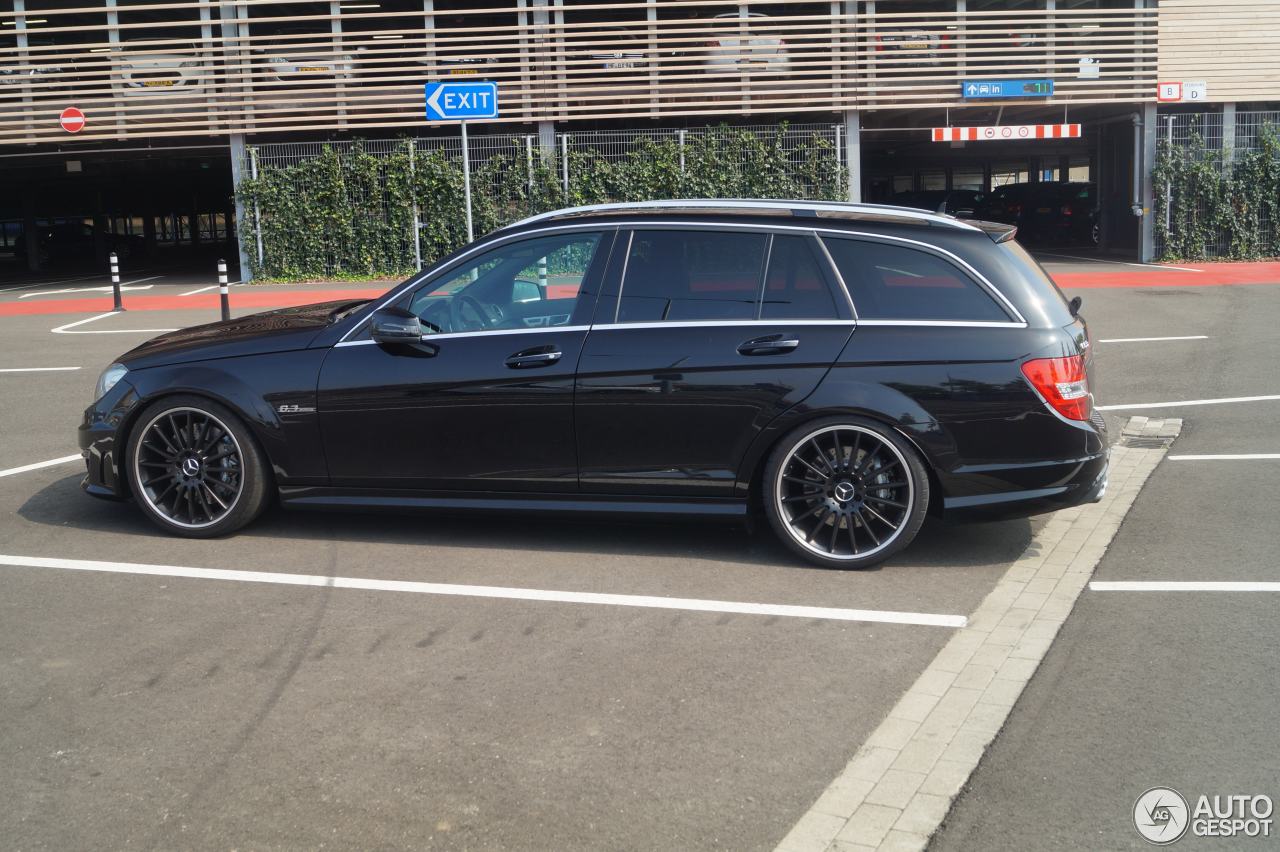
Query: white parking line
[[1097, 394, 1280, 411], [0, 554, 968, 628], [1091, 581, 1280, 592], [0, 455, 82, 478], [1097, 335, 1208, 343], [20, 280, 160, 299], [1037, 252, 1203, 272], [1168, 453, 1280, 461], [179, 285, 218, 296], [0, 273, 106, 293], [0, 367, 81, 373], [51, 312, 178, 335]]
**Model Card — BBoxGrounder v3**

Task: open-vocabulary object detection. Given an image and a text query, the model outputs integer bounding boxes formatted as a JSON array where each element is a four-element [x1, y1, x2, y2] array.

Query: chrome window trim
[[335, 325, 591, 347], [855, 319, 1028, 329], [337, 218, 1026, 344], [813, 232, 859, 320], [593, 320, 858, 331]]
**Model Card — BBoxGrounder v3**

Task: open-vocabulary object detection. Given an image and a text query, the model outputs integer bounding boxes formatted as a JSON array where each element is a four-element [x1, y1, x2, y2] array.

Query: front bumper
[[78, 380, 140, 500]]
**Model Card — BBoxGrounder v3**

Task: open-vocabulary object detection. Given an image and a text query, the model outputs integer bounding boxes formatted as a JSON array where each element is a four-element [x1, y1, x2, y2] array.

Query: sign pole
[[461, 119, 474, 243], [218, 258, 230, 321]]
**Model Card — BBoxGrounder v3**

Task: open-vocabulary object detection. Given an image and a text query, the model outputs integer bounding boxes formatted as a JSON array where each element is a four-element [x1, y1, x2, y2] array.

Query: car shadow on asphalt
[[18, 473, 1034, 572]]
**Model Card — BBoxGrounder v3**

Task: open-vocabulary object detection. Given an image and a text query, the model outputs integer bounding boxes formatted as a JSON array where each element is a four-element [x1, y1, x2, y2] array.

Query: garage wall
[[1158, 0, 1280, 102]]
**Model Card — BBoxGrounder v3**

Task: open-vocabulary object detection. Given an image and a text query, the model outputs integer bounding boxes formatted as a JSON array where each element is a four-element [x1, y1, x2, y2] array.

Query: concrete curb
[[775, 416, 1182, 852]]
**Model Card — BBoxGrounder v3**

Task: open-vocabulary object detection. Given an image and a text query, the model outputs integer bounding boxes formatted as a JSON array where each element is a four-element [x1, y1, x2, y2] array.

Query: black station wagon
[[80, 200, 1108, 569]]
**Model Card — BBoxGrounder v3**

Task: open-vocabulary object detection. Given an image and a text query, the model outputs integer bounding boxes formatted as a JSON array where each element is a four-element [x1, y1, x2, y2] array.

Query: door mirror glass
[[370, 307, 423, 344], [512, 278, 543, 303]]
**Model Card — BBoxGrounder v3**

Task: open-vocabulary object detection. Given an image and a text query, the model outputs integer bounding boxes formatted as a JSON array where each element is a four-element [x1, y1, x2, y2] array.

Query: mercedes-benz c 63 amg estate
[[80, 200, 1107, 569]]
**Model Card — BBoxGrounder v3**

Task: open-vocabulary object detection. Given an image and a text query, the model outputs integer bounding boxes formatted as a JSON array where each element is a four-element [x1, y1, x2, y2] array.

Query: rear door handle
[[737, 334, 800, 356], [505, 345, 562, 368]]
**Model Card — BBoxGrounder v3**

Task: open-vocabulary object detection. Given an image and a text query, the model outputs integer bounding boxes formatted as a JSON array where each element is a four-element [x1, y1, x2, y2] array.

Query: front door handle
[[737, 334, 800, 356], [505, 345, 562, 368]]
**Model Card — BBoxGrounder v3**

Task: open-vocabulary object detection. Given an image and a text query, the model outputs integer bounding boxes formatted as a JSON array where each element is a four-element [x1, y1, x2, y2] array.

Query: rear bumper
[[941, 450, 1108, 520]]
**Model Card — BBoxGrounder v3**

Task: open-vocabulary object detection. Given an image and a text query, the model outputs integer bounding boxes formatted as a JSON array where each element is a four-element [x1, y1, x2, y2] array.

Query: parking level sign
[[424, 81, 499, 121]]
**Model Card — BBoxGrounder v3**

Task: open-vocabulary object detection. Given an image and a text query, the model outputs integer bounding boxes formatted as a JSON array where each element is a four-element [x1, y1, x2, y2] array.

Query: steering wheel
[[450, 294, 494, 331]]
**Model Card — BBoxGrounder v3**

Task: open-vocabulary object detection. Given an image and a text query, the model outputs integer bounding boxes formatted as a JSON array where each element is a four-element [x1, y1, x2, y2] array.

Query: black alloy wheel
[[764, 417, 930, 569], [127, 396, 270, 537]]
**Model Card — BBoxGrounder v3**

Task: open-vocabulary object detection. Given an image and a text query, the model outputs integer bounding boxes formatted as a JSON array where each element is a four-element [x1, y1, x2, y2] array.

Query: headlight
[[94, 363, 128, 402]]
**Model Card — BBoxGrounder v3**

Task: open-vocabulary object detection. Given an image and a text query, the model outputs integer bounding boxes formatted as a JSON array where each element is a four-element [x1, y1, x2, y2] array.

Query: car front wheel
[[763, 417, 930, 569], [125, 395, 271, 537]]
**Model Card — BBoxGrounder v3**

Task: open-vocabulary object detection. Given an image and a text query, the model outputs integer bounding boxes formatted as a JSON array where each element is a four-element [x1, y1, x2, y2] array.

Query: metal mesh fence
[[1153, 111, 1279, 260], [238, 122, 846, 277]]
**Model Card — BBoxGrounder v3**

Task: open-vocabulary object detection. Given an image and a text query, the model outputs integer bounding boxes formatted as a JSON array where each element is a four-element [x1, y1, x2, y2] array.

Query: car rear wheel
[[126, 396, 270, 538], [764, 417, 930, 569]]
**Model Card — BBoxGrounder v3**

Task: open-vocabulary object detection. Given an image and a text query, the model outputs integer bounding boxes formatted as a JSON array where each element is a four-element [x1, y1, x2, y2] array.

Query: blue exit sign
[[962, 79, 1054, 99]]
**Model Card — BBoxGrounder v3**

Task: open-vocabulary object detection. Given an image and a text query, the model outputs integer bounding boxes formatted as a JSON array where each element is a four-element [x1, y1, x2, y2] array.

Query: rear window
[[762, 235, 840, 319], [823, 237, 1011, 322]]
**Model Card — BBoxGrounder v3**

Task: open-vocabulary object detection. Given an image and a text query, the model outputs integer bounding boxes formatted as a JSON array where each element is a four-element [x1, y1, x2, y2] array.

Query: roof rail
[[506, 199, 982, 232]]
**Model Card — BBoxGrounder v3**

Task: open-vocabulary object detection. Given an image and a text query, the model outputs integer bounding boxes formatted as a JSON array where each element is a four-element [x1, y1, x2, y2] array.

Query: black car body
[[978, 182, 1100, 246], [80, 200, 1107, 568]]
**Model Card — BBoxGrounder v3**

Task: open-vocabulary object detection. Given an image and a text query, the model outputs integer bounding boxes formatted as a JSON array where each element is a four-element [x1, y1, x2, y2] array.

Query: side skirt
[[278, 486, 750, 519]]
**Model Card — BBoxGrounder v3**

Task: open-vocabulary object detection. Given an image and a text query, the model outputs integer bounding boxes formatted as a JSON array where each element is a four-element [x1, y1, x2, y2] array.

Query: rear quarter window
[[822, 237, 1012, 322]]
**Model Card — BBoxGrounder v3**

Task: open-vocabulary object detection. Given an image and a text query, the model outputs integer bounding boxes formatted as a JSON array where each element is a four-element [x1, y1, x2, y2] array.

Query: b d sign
[[424, 81, 499, 121]]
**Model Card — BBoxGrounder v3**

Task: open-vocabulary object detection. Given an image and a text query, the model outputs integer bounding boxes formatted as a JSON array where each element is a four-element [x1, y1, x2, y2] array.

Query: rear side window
[[822, 238, 1011, 322], [618, 230, 766, 322], [762, 235, 840, 319]]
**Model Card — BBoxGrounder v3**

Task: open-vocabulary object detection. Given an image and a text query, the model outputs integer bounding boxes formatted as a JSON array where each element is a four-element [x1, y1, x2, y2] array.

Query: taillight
[[1061, 205, 1073, 216], [874, 34, 883, 51], [1010, 202, 1022, 215], [1021, 355, 1091, 421]]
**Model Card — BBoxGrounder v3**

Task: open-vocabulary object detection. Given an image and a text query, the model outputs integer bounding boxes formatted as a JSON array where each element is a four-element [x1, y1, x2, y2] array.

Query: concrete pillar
[[1140, 102, 1157, 262], [228, 133, 253, 282], [843, 110, 861, 202]]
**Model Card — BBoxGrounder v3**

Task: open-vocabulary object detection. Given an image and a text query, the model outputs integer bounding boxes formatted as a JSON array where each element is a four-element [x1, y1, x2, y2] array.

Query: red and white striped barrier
[[931, 124, 1082, 142]]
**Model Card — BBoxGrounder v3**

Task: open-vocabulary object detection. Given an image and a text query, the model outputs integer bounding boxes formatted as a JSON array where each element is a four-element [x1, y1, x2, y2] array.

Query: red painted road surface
[[2, 263, 1278, 319]]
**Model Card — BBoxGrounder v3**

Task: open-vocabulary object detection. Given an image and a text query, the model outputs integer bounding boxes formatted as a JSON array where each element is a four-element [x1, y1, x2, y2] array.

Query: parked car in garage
[[81, 199, 1106, 569], [1023, 182, 1101, 246], [976, 182, 1034, 226], [116, 38, 208, 96], [15, 222, 146, 265], [702, 12, 791, 77], [873, 27, 947, 65], [891, 189, 986, 217], [254, 28, 363, 85]]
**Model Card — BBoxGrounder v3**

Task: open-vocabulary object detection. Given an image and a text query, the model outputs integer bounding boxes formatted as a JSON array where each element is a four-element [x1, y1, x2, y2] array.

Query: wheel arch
[[116, 384, 280, 499], [742, 407, 947, 519]]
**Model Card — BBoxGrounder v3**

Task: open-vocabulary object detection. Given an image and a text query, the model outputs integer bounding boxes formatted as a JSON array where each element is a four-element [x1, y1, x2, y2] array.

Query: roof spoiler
[[962, 219, 1019, 244]]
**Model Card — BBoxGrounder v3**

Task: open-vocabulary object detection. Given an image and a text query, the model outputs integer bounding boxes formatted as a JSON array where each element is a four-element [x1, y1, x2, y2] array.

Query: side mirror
[[370, 307, 423, 345], [1068, 295, 1083, 317]]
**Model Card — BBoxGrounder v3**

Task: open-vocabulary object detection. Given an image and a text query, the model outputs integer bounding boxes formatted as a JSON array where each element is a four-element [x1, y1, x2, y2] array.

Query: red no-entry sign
[[60, 107, 86, 133]]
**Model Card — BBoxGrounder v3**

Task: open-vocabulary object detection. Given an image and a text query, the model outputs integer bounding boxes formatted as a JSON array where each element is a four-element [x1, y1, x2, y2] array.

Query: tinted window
[[823, 238, 1010, 322], [618, 230, 766, 322], [406, 232, 601, 334], [762, 235, 840, 320]]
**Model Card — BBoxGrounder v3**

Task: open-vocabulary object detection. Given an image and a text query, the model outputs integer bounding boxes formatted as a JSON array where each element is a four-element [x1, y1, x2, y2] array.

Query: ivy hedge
[[1153, 125, 1280, 261], [237, 124, 847, 280]]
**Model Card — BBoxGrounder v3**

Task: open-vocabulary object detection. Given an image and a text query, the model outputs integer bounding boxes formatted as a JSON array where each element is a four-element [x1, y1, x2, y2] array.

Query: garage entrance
[[859, 104, 1143, 257], [0, 143, 237, 281]]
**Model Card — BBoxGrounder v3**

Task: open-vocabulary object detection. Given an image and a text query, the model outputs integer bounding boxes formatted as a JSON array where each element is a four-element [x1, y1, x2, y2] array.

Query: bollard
[[217, 258, 230, 322], [109, 252, 124, 312]]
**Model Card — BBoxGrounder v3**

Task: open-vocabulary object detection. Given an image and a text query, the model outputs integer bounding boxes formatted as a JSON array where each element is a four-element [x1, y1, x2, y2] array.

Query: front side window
[[823, 237, 1011, 322], [405, 232, 601, 334], [617, 230, 767, 323]]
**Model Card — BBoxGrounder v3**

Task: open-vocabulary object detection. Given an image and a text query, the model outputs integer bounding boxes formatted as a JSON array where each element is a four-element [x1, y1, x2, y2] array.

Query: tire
[[762, 416, 930, 569], [125, 395, 271, 538]]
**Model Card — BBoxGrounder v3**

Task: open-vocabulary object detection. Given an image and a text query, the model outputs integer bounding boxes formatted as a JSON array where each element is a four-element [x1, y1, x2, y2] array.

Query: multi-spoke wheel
[[126, 396, 270, 537], [763, 418, 930, 569]]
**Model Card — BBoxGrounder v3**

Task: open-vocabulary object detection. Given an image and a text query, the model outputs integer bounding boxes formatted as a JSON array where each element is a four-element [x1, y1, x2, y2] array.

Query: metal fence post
[[249, 147, 264, 269], [561, 133, 570, 204], [678, 129, 686, 174], [409, 140, 421, 270], [525, 135, 535, 197], [218, 258, 230, 321], [109, 252, 123, 311]]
